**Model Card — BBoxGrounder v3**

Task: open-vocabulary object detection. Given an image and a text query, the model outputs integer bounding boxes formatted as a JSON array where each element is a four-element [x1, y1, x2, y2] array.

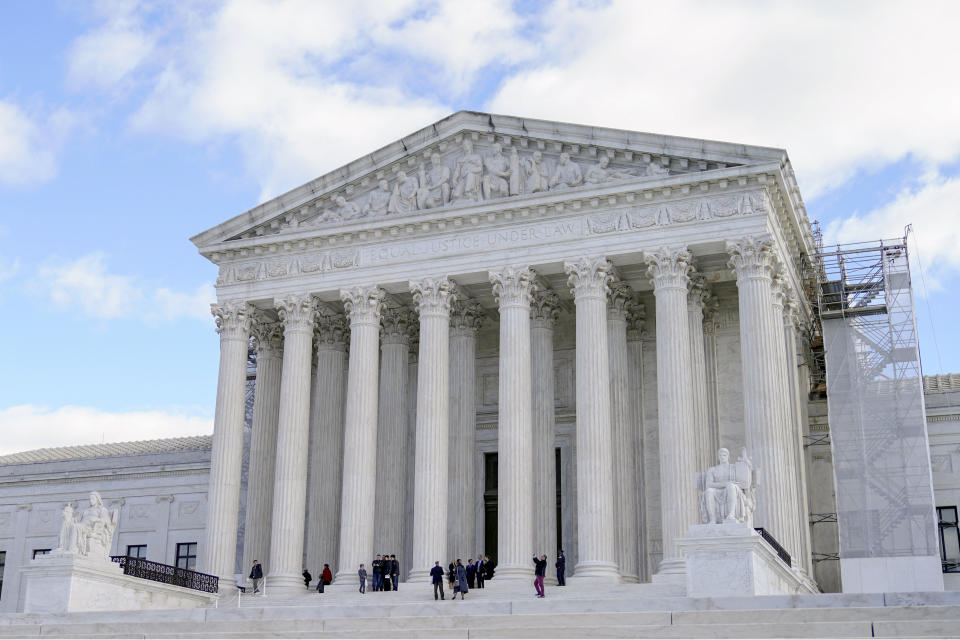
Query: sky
[[1, 0, 959, 455]]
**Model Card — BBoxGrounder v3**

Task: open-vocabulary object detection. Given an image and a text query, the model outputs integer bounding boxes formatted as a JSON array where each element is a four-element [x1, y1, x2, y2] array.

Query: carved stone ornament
[[381, 306, 415, 344], [275, 294, 319, 333], [52, 491, 120, 561], [450, 298, 486, 332], [211, 301, 253, 340], [315, 312, 349, 348], [687, 274, 711, 312], [644, 247, 693, 292], [564, 257, 613, 300], [696, 448, 757, 527], [251, 313, 284, 355], [410, 277, 455, 316], [626, 303, 647, 340], [341, 286, 386, 326], [530, 287, 561, 327], [607, 280, 634, 320], [726, 235, 776, 282], [490, 266, 537, 308]]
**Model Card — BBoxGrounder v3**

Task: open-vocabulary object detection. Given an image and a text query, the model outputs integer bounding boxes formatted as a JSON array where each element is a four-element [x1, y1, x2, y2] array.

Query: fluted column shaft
[[375, 308, 412, 562], [770, 277, 799, 560], [687, 278, 712, 472], [703, 308, 721, 463], [409, 278, 454, 581], [448, 300, 483, 561], [490, 267, 536, 580], [784, 303, 813, 575], [202, 301, 252, 590], [565, 257, 619, 581], [626, 307, 648, 582], [645, 247, 698, 576], [305, 314, 348, 576], [242, 319, 283, 579], [266, 295, 318, 594], [608, 282, 640, 583], [531, 289, 560, 579], [727, 236, 785, 539], [336, 286, 385, 582]]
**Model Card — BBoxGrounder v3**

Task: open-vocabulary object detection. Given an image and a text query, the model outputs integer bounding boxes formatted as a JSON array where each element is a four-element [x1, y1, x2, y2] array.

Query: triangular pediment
[[191, 111, 787, 250]]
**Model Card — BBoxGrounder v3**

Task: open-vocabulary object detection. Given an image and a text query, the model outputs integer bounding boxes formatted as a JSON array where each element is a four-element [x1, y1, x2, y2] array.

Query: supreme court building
[[191, 112, 820, 596]]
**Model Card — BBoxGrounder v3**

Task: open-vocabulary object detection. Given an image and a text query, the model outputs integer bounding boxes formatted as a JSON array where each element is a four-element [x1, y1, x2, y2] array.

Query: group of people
[[356, 554, 401, 593], [429, 556, 493, 600]]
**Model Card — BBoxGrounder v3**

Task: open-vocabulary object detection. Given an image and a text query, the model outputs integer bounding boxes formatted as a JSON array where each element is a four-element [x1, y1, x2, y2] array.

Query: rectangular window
[[0, 551, 5, 600], [126, 544, 147, 559], [175, 542, 197, 571], [938, 506, 960, 572], [32, 549, 51, 559]]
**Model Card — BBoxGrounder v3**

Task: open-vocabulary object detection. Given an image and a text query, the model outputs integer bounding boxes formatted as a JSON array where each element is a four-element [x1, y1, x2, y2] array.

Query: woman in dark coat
[[453, 559, 469, 600]]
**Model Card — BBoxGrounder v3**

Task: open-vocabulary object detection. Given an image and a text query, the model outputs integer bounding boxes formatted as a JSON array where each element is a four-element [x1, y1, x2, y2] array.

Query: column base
[[406, 568, 430, 584], [652, 556, 687, 585], [265, 573, 307, 596], [572, 560, 620, 582], [492, 564, 535, 581]]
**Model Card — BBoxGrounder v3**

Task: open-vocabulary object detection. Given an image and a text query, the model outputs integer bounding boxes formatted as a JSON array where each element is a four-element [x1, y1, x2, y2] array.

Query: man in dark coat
[[302, 568, 312, 589], [390, 554, 399, 591], [475, 555, 485, 588], [372, 555, 383, 591], [430, 561, 445, 600], [465, 558, 477, 589], [556, 550, 566, 586], [532, 554, 547, 598], [249, 560, 263, 593]]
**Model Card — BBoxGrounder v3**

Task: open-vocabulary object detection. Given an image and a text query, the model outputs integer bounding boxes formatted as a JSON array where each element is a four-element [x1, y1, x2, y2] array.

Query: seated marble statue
[[698, 447, 756, 526], [55, 491, 119, 559]]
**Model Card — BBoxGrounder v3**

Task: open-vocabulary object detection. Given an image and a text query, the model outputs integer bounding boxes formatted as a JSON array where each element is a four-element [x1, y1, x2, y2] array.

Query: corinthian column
[[783, 294, 813, 575], [644, 247, 698, 579], [727, 236, 786, 541], [531, 287, 560, 580], [448, 298, 484, 561], [266, 294, 318, 595], [375, 306, 413, 562], [409, 278, 454, 581], [490, 266, 537, 580], [608, 280, 640, 583], [626, 305, 648, 582], [242, 316, 283, 580], [564, 257, 619, 581], [687, 275, 712, 472], [305, 313, 348, 576], [202, 301, 252, 591], [335, 286, 385, 583]]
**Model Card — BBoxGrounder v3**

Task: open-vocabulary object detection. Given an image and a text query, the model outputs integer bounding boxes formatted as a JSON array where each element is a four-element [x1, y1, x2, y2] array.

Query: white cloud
[[36, 252, 213, 323], [487, 1, 960, 198], [826, 173, 960, 291], [0, 100, 74, 186], [0, 405, 212, 456], [67, 0, 155, 91]]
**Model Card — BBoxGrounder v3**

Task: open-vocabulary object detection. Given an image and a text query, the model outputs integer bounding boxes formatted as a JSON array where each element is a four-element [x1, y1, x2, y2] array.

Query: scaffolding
[[809, 236, 939, 564]]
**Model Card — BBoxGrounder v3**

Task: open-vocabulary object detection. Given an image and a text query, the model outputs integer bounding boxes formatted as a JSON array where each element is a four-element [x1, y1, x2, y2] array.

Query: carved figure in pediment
[[523, 151, 549, 193], [585, 156, 637, 184], [388, 170, 420, 215], [549, 152, 582, 190], [417, 153, 451, 209], [697, 448, 756, 526], [482, 143, 512, 200], [509, 147, 521, 195], [452, 139, 483, 202], [646, 161, 670, 178], [364, 179, 392, 217], [322, 195, 363, 223]]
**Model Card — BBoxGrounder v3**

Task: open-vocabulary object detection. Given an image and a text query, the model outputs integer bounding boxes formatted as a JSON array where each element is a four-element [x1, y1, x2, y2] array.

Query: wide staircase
[[2, 582, 959, 638]]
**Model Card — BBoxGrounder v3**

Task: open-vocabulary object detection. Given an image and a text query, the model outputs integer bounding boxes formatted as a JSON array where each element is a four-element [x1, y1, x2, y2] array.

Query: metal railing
[[754, 527, 792, 567], [111, 556, 219, 594]]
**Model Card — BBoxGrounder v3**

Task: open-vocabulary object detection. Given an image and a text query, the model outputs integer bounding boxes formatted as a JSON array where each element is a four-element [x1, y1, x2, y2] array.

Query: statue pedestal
[[677, 523, 816, 598], [20, 554, 217, 613]]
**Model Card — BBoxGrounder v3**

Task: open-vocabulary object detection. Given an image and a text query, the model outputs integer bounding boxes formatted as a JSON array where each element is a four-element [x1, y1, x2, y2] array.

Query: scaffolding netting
[[819, 239, 939, 559]]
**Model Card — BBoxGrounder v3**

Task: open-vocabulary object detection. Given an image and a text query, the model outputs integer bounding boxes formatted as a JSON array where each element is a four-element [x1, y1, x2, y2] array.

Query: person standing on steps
[[430, 561, 445, 600], [390, 554, 399, 591], [475, 556, 485, 589], [358, 564, 367, 594], [249, 560, 263, 593], [453, 559, 469, 600], [532, 554, 547, 598], [302, 568, 312, 589], [556, 549, 566, 586], [321, 564, 333, 587], [465, 558, 476, 589], [372, 554, 383, 592]]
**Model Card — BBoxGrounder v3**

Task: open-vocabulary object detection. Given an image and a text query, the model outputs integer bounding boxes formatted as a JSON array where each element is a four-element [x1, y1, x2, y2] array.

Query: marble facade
[[192, 111, 821, 596]]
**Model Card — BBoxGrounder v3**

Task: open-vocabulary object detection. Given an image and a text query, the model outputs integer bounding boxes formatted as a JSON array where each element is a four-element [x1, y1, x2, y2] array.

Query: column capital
[[450, 298, 485, 334], [726, 235, 776, 282], [211, 300, 254, 340], [381, 306, 415, 345], [275, 294, 319, 335], [315, 312, 349, 351], [771, 272, 790, 313], [626, 303, 647, 341], [530, 287, 561, 328], [410, 277, 455, 317], [251, 313, 284, 356], [608, 281, 634, 321], [687, 274, 712, 311], [490, 266, 537, 308], [644, 246, 692, 293], [341, 285, 385, 327], [565, 256, 613, 300]]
